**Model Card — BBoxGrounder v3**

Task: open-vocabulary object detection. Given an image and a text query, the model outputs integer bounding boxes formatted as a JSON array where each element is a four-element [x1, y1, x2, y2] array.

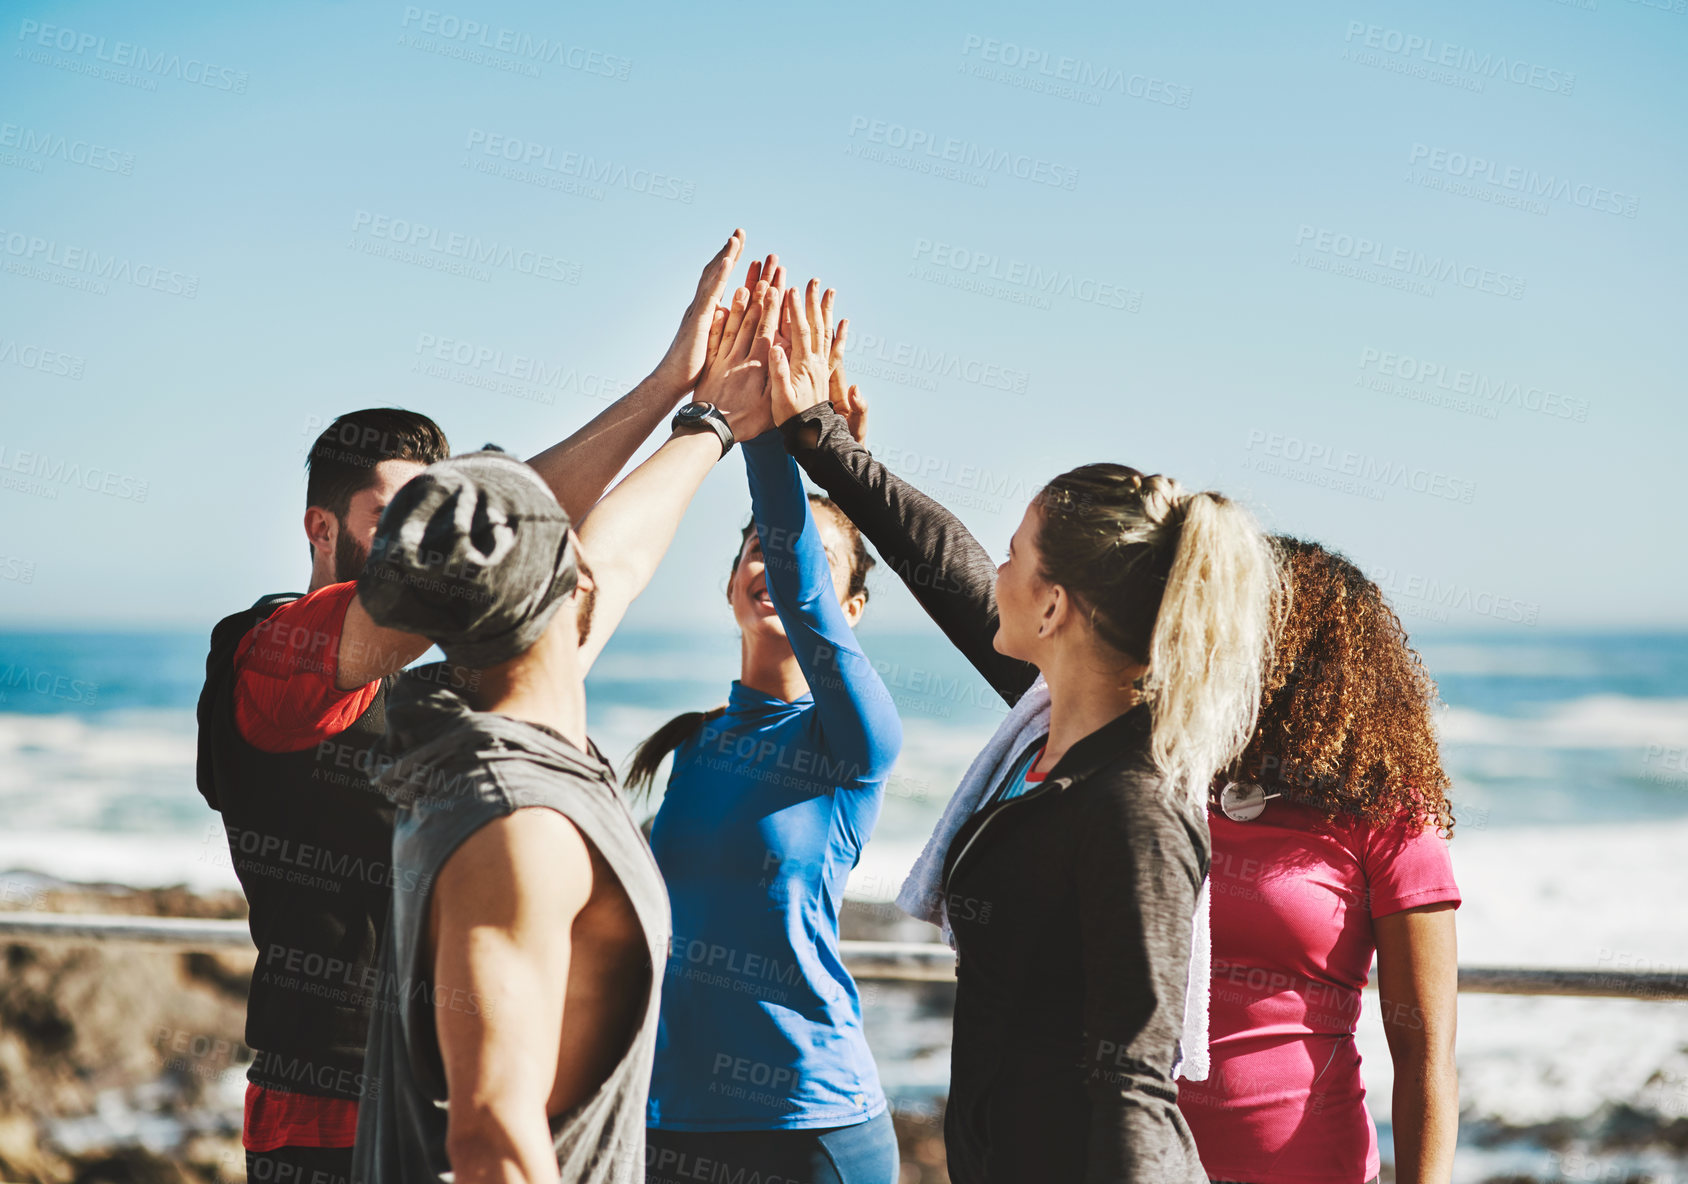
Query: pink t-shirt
[[1177, 801, 1460, 1184]]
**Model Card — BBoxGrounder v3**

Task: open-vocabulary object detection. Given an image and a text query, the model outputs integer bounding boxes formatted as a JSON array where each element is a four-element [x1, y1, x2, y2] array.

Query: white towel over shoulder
[[894, 674, 1211, 1081]]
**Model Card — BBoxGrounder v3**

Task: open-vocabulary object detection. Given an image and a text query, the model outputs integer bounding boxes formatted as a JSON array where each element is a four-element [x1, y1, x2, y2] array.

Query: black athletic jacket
[[196, 594, 397, 1101], [782, 405, 1209, 1184]]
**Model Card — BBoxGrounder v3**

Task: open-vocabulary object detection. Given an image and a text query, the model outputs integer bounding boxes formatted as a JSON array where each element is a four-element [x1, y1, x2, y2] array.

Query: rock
[[0, 883, 249, 1180]]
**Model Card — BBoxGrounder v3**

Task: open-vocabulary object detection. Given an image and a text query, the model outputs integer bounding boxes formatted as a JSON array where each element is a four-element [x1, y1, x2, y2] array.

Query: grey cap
[[357, 449, 577, 668]]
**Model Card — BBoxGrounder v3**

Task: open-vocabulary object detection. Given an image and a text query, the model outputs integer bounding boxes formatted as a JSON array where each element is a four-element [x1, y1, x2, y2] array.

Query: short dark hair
[[306, 409, 450, 518]]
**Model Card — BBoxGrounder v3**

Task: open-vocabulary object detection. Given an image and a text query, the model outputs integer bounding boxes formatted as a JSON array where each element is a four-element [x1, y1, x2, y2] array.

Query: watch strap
[[672, 403, 735, 458]]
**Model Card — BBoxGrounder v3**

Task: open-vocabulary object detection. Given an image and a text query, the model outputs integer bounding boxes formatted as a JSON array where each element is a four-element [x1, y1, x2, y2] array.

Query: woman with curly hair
[[1177, 538, 1461, 1184]]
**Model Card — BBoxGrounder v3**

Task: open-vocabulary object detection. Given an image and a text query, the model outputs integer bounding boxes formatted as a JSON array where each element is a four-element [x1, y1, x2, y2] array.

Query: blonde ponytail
[[1035, 466, 1285, 813], [1140, 491, 1283, 812]]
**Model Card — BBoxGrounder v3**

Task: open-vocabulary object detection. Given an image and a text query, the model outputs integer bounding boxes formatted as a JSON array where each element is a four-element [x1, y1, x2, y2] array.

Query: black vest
[[196, 593, 397, 1101]]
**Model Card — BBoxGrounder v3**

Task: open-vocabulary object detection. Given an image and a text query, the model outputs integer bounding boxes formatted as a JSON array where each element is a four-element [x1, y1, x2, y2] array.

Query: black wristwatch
[[671, 402, 735, 458]]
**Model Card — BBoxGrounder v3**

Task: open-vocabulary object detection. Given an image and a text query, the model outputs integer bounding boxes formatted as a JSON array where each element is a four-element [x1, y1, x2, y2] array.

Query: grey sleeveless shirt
[[352, 668, 670, 1184]]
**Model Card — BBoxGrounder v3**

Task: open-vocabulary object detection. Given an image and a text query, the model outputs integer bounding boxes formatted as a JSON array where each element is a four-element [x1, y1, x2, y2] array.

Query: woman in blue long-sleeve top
[[629, 408, 903, 1184]]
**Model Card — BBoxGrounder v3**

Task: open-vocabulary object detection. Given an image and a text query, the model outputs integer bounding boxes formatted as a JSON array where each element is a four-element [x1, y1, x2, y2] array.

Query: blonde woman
[[765, 283, 1280, 1184]]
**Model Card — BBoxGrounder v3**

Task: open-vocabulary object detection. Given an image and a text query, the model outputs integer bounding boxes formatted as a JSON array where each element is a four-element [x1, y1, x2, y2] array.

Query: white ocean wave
[[1356, 816, 1688, 1141], [0, 710, 196, 768], [4, 730, 1688, 1154], [0, 828, 237, 893], [1439, 695, 1688, 750], [0, 711, 200, 831]]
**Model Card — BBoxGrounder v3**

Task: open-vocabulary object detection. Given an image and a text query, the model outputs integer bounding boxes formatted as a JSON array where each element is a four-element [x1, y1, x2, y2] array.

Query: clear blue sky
[[1, 0, 1682, 632]]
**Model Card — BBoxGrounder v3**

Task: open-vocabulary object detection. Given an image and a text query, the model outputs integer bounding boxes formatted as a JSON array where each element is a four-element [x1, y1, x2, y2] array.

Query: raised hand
[[769, 279, 836, 427], [649, 229, 745, 399], [703, 254, 785, 375], [697, 280, 780, 441], [840, 381, 868, 444], [824, 308, 867, 444], [744, 253, 784, 298]]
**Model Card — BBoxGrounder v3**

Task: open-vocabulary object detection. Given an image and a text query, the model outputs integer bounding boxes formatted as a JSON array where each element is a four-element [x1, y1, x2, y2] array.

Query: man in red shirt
[[195, 230, 757, 1183]]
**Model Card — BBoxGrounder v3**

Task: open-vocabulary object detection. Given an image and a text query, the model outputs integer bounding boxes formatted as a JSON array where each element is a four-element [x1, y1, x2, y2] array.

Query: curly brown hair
[[1226, 537, 1455, 834]]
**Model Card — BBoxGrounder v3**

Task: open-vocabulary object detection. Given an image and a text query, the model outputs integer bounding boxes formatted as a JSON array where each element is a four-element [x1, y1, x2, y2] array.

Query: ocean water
[[3, 626, 1687, 1180], [2, 627, 1685, 879]]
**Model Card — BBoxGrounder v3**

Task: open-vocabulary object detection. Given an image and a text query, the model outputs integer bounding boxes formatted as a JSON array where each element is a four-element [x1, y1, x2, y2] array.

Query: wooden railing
[[3, 913, 1684, 1000]]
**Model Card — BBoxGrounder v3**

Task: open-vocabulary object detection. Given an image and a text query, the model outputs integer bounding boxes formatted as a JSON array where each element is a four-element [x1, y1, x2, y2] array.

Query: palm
[[653, 231, 744, 394], [769, 280, 836, 424], [697, 279, 779, 440]]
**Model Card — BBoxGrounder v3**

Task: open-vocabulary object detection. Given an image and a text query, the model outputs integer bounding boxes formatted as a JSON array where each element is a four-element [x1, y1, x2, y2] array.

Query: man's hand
[[826, 311, 868, 444], [527, 230, 754, 521], [646, 229, 746, 401], [697, 278, 780, 441], [769, 279, 836, 427]]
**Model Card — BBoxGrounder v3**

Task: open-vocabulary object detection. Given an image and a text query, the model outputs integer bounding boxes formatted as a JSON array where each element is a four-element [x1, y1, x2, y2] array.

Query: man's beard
[[333, 523, 370, 584]]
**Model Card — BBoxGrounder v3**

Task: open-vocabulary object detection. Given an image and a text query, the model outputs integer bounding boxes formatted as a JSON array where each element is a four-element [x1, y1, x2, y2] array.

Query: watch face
[[680, 403, 711, 422]]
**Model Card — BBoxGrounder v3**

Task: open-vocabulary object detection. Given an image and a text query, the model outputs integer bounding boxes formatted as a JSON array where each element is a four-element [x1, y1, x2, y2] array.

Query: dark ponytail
[[623, 495, 875, 799], [625, 705, 727, 797]]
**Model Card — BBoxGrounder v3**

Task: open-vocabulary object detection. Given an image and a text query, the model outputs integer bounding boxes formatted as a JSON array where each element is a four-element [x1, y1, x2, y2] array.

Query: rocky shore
[[0, 874, 250, 1183], [0, 878, 957, 1184], [6, 874, 1688, 1184]]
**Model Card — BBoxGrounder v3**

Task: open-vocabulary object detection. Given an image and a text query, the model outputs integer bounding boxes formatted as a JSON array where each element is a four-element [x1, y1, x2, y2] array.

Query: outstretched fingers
[[782, 287, 808, 360], [719, 286, 752, 358], [753, 282, 780, 354], [704, 306, 728, 370], [744, 251, 775, 294], [816, 288, 835, 361], [844, 383, 868, 443], [695, 230, 744, 310], [729, 282, 769, 362], [804, 280, 825, 356], [828, 318, 850, 404], [829, 317, 849, 373], [767, 343, 795, 421]]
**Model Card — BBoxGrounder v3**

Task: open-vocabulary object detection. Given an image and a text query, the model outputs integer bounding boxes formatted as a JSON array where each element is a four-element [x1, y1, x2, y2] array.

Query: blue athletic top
[[988, 740, 1048, 806], [646, 431, 903, 1132]]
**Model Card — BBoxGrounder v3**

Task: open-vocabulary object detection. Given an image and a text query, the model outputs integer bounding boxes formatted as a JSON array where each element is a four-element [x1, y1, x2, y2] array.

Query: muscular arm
[[335, 409, 724, 689], [1376, 902, 1459, 1184], [432, 808, 593, 1184], [334, 231, 749, 690], [574, 431, 724, 673], [524, 374, 694, 522], [572, 275, 784, 674], [334, 597, 434, 690], [779, 402, 1038, 705], [526, 229, 744, 521]]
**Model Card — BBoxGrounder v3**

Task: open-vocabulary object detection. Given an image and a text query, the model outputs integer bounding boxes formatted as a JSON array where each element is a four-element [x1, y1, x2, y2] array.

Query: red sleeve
[[232, 582, 380, 753], [243, 1084, 358, 1151], [1362, 814, 1462, 919]]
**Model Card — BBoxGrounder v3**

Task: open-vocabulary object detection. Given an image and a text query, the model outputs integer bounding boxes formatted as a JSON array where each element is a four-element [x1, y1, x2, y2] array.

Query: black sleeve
[[779, 404, 1039, 706], [1074, 773, 1208, 1182]]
